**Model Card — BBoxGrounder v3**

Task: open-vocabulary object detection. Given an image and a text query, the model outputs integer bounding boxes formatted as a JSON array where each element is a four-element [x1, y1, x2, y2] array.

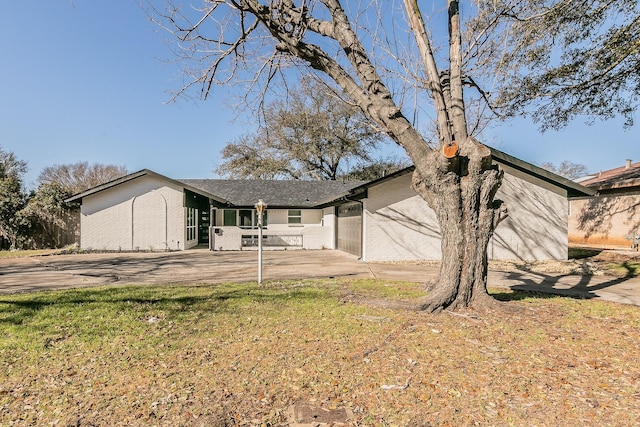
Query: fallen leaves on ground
[[1, 280, 639, 426]]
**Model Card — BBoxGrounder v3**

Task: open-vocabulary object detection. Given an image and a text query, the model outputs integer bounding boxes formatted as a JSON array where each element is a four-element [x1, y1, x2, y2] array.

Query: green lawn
[[1, 279, 639, 426]]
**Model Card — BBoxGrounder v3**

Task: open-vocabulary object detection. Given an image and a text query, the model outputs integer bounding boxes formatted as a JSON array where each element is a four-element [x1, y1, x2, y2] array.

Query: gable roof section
[[321, 147, 594, 204], [178, 179, 366, 208], [66, 147, 592, 208], [489, 147, 595, 197], [578, 160, 640, 191], [65, 169, 229, 204]]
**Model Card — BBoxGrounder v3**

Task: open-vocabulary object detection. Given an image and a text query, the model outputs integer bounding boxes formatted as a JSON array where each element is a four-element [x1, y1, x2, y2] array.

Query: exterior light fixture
[[255, 199, 267, 284]]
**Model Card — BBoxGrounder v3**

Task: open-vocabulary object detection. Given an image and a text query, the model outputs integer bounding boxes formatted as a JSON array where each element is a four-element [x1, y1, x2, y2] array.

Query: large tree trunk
[[164, 0, 510, 311], [412, 137, 507, 311]]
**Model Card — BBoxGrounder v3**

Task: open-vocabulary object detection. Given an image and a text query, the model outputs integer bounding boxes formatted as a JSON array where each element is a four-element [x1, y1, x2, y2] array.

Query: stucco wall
[[362, 170, 568, 261], [569, 192, 640, 247], [80, 175, 185, 251]]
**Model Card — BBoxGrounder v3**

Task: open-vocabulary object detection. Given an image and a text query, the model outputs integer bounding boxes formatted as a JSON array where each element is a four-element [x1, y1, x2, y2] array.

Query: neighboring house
[[569, 159, 640, 248], [67, 148, 592, 261]]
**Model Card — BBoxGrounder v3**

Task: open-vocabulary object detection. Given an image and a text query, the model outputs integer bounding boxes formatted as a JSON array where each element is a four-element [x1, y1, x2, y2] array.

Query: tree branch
[[446, 0, 467, 142], [402, 0, 452, 146]]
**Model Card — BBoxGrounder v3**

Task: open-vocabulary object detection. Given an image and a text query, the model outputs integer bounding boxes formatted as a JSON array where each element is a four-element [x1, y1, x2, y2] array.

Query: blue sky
[[1, 1, 638, 189]]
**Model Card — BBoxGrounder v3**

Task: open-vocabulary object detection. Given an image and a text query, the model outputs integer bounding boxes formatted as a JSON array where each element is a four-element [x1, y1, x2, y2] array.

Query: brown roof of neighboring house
[[579, 160, 640, 191]]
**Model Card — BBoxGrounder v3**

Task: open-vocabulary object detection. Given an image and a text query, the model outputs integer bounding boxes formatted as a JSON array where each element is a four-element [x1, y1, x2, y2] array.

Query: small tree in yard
[[21, 183, 78, 248], [149, 0, 628, 311]]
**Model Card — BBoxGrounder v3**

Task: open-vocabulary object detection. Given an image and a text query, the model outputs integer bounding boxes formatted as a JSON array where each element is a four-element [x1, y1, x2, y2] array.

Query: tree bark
[[411, 137, 506, 311]]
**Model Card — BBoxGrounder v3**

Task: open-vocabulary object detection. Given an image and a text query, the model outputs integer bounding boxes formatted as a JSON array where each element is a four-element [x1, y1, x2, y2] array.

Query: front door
[[198, 203, 210, 244]]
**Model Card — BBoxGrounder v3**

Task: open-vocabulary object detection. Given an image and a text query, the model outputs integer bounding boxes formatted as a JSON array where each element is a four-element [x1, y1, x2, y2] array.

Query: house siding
[[492, 171, 568, 260], [362, 171, 568, 261], [569, 192, 640, 247], [362, 174, 442, 261], [80, 175, 185, 251]]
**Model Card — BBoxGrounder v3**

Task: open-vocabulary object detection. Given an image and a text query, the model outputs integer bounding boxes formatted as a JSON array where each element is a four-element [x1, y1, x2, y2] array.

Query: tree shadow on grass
[[0, 283, 326, 326], [489, 265, 638, 305], [490, 290, 589, 302]]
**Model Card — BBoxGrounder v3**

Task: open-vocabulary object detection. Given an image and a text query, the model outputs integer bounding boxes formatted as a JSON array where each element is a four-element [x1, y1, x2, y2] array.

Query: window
[[239, 210, 253, 228], [186, 207, 197, 241], [288, 209, 302, 225], [223, 210, 236, 226], [222, 209, 267, 228]]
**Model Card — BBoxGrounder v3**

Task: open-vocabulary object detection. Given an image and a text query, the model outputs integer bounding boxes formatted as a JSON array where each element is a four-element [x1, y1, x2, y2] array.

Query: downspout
[[131, 196, 137, 250]]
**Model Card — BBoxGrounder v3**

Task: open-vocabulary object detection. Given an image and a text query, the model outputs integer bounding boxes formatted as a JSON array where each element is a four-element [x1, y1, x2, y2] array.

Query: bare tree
[[540, 161, 590, 181], [38, 162, 128, 195], [150, 0, 511, 311], [217, 78, 383, 180]]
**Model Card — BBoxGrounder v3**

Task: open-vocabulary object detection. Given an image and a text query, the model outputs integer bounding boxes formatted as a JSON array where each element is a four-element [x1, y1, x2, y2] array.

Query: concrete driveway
[[1, 249, 639, 306], [0, 250, 376, 294]]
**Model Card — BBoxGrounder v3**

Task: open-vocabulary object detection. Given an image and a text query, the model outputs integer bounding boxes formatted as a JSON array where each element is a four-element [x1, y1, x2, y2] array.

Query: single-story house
[[569, 159, 640, 248], [66, 148, 592, 261]]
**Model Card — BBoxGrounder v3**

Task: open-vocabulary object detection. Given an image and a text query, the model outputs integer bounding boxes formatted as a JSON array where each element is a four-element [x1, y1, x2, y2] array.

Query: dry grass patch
[[1, 280, 639, 426], [0, 249, 57, 259]]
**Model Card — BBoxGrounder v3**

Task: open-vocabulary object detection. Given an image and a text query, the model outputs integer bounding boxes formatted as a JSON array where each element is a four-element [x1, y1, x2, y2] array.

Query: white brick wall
[[363, 174, 441, 261], [80, 175, 185, 251], [491, 173, 568, 260], [362, 171, 568, 261]]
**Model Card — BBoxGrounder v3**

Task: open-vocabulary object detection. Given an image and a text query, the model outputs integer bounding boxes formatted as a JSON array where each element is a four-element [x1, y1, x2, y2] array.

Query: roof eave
[[64, 169, 153, 203], [488, 147, 595, 197], [65, 169, 229, 204], [313, 188, 369, 208], [321, 149, 595, 199]]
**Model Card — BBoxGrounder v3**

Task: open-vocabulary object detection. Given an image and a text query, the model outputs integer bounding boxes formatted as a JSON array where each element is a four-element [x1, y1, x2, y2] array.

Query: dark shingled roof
[[178, 179, 367, 208]]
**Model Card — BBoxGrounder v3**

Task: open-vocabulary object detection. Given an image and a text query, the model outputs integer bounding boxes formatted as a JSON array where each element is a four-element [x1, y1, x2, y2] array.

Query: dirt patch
[[489, 259, 606, 276], [590, 250, 640, 262]]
